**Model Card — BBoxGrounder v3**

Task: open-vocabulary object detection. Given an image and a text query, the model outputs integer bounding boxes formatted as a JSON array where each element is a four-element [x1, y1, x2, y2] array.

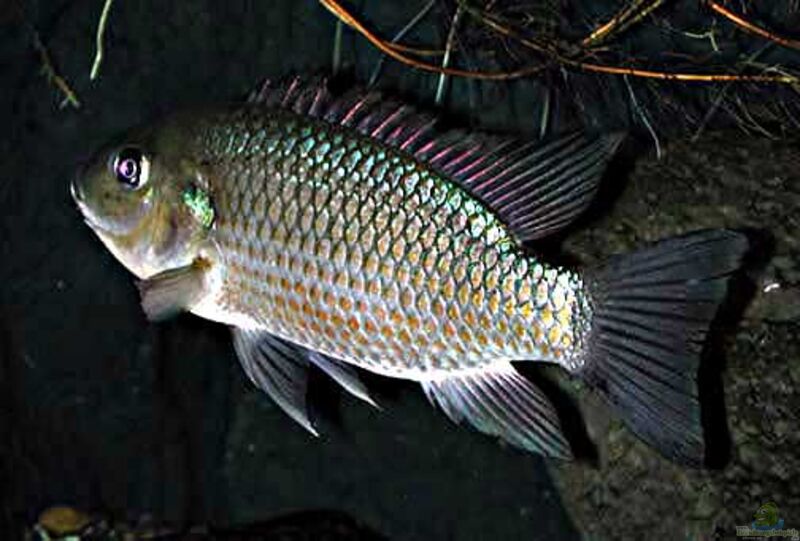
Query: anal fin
[[421, 363, 572, 459]]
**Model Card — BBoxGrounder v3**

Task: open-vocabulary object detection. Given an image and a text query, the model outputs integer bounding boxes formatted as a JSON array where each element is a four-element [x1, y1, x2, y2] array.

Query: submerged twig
[[31, 30, 80, 108], [320, 0, 547, 80], [683, 25, 720, 53], [369, 0, 437, 86], [579, 62, 796, 83], [332, 19, 344, 75], [582, 0, 666, 47], [733, 92, 778, 139], [624, 74, 661, 158], [707, 0, 800, 51], [320, 0, 799, 85], [435, 5, 464, 105], [691, 43, 774, 141], [89, 0, 115, 81], [538, 83, 551, 138], [467, 5, 798, 84]]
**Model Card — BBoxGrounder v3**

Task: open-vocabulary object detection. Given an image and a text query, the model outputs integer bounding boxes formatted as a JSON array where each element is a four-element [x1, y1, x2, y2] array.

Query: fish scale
[[206, 110, 581, 377]]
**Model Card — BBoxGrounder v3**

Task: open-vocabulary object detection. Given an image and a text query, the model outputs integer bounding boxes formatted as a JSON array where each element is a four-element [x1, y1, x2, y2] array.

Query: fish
[[71, 76, 748, 465]]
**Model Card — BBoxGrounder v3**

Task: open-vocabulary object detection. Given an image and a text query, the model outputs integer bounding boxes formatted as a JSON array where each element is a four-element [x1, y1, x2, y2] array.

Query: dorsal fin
[[249, 76, 624, 241]]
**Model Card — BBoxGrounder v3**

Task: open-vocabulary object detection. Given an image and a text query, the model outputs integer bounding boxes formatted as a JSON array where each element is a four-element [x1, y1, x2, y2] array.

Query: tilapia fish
[[71, 76, 747, 464]]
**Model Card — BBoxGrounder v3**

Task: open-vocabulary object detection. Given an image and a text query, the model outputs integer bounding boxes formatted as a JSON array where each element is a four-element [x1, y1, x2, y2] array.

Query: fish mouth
[[70, 179, 109, 235], [70, 180, 91, 221], [69, 163, 87, 203], [69, 177, 82, 203], [69, 174, 88, 215]]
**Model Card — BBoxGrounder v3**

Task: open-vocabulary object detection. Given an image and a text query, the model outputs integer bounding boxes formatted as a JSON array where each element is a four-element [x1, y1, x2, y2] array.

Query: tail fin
[[579, 230, 749, 465]]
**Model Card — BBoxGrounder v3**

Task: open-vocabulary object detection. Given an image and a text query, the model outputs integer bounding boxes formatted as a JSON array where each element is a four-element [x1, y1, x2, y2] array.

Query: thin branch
[[387, 42, 445, 56], [90, 0, 115, 80], [734, 92, 777, 138], [579, 62, 795, 83], [691, 43, 774, 141], [369, 0, 438, 86], [582, 0, 666, 47], [467, 5, 799, 84], [332, 19, 344, 75], [435, 5, 464, 105], [624, 74, 661, 158], [320, 0, 547, 80], [320, 0, 799, 85], [538, 83, 551, 138], [683, 26, 720, 53], [707, 0, 800, 51], [31, 30, 80, 108]]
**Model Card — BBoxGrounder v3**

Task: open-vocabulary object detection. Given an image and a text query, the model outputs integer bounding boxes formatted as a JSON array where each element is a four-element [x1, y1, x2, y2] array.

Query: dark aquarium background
[[2, 0, 799, 539]]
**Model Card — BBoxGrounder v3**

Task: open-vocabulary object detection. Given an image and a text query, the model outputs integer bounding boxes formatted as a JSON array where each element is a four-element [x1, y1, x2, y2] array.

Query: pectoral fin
[[136, 259, 210, 321], [421, 363, 572, 459]]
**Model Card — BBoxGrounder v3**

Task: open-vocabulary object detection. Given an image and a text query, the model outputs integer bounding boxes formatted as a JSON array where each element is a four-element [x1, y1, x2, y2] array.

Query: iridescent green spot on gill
[[182, 184, 215, 229]]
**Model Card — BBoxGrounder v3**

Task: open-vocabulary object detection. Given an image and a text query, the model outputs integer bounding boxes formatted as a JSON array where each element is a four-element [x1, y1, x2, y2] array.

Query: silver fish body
[[73, 77, 749, 464]]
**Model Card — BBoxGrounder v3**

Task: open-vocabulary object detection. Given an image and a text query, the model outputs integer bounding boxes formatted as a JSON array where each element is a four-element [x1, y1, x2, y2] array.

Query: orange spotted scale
[[72, 76, 750, 464]]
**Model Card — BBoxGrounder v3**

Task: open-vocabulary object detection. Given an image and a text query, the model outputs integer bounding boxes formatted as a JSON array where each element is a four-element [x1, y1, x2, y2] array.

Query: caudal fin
[[579, 230, 748, 466]]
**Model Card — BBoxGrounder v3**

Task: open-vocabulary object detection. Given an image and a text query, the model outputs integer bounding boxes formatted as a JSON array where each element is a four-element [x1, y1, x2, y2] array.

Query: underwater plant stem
[[538, 84, 551, 138], [582, 0, 666, 47], [624, 74, 661, 158], [31, 29, 80, 108], [333, 20, 344, 75], [707, 0, 800, 51], [384, 43, 445, 56], [320, 0, 799, 85], [467, 5, 799, 84], [90, 0, 114, 81], [319, 0, 546, 80], [369, 0, 437, 86], [690, 43, 774, 141], [435, 5, 464, 105], [578, 62, 796, 83]]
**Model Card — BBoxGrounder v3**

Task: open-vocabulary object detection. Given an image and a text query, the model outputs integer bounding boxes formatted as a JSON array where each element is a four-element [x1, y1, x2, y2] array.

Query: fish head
[[72, 117, 215, 279]]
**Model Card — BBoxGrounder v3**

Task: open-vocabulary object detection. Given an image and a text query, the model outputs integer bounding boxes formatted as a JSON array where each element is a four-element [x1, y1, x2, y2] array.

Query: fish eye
[[111, 147, 149, 189]]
